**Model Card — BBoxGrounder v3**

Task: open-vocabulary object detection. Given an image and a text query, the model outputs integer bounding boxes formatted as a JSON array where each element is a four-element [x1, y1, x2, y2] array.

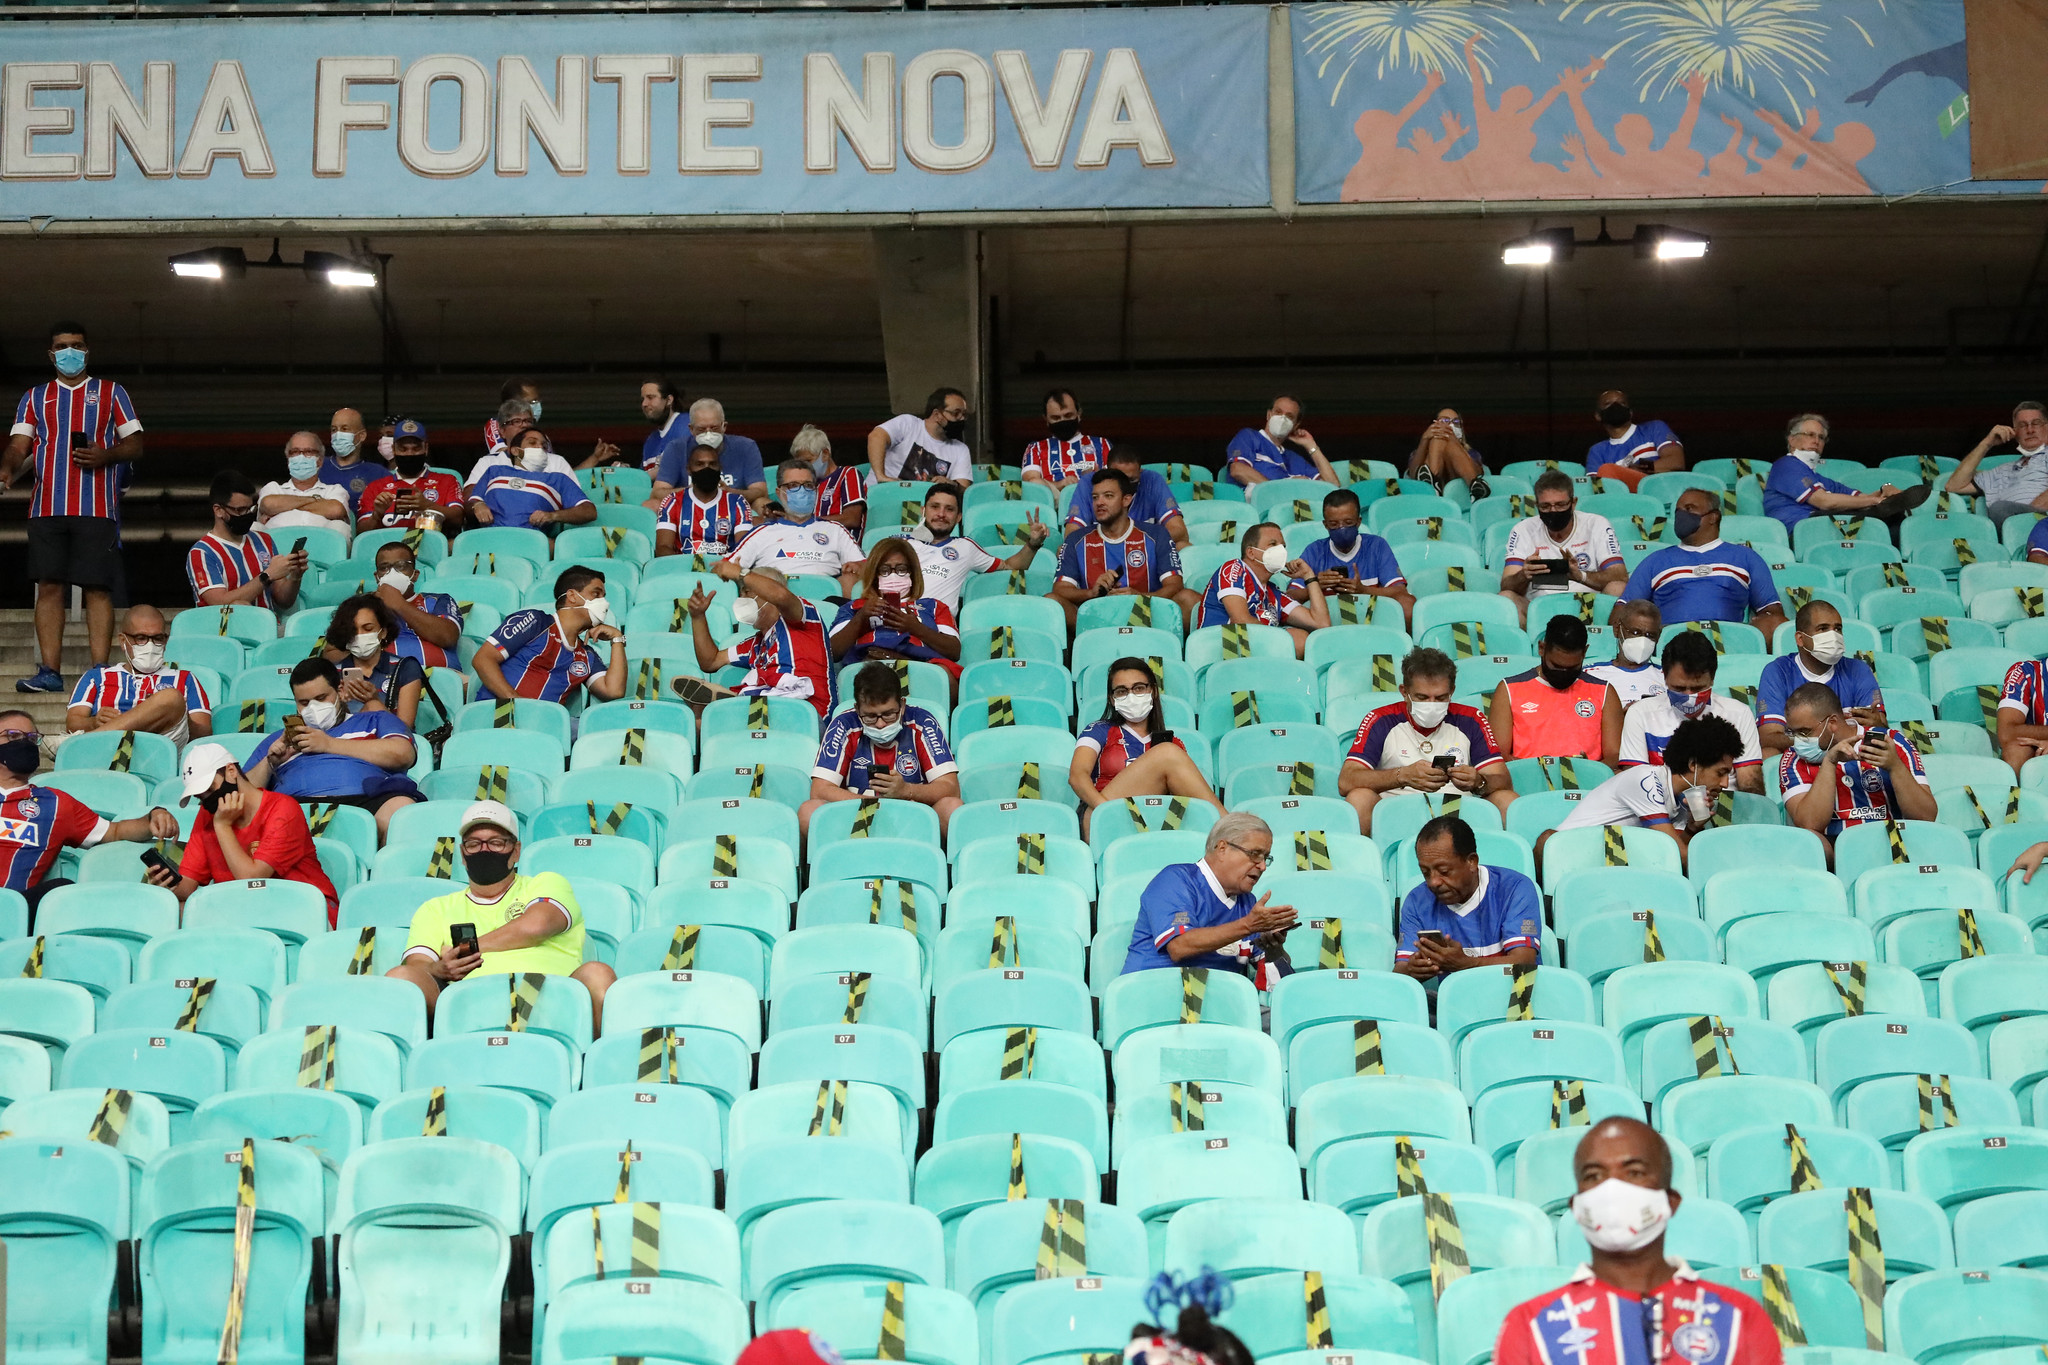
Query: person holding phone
[[1122, 812, 1297, 988], [1544, 714, 1746, 872], [1778, 681, 1934, 857], [166, 743, 338, 925], [243, 658, 421, 840], [1340, 647, 1517, 835], [1499, 471, 1627, 627], [1394, 815, 1540, 987], [187, 469, 306, 612], [321, 594, 425, 728]]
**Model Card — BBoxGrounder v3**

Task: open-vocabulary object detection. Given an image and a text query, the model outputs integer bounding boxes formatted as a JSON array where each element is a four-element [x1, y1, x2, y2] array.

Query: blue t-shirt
[[1394, 865, 1542, 982], [250, 709, 416, 799], [1762, 455, 1858, 530], [1124, 861, 1254, 975], [1757, 653, 1883, 727], [1298, 532, 1406, 588], [642, 414, 690, 475], [1064, 469, 1181, 531], [655, 433, 765, 495], [1225, 428, 1321, 485], [2029, 519, 2048, 560], [1620, 540, 1782, 624], [1585, 419, 1680, 473], [320, 455, 387, 517], [469, 459, 592, 529]]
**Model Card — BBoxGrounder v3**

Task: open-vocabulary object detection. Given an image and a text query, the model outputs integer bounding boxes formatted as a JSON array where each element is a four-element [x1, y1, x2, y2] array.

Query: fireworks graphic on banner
[[1558, 0, 1842, 106], [1301, 1, 1541, 101]]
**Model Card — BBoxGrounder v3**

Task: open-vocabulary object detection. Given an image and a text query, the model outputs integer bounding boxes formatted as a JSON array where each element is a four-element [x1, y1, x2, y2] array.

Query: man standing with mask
[[357, 418, 465, 537], [1757, 600, 1883, 759], [655, 442, 756, 557], [1779, 682, 1933, 850], [800, 662, 961, 837], [0, 707, 180, 921], [1225, 395, 1340, 487], [188, 470, 306, 611], [1618, 633, 1765, 794], [1763, 413, 1920, 533], [1491, 616, 1619, 763], [370, 544, 463, 669], [1501, 471, 1627, 625], [725, 458, 866, 594], [1621, 490, 1787, 641], [1952, 402, 2048, 530], [868, 388, 976, 484], [908, 482, 1047, 613], [63, 605, 212, 749], [1294, 489, 1413, 628], [321, 407, 385, 520], [1022, 389, 1110, 490], [1585, 390, 1684, 489], [475, 566, 627, 705], [1494, 1116, 1782, 1365], [4, 322, 145, 695], [1193, 522, 1330, 657], [1340, 647, 1516, 834]]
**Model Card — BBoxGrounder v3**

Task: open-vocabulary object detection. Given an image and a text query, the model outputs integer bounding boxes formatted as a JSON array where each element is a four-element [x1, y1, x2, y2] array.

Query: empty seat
[[1939, 957, 2048, 1050], [534, 1190, 740, 1360], [1296, 1074, 1474, 1171], [1433, 964, 1595, 1052], [269, 977, 428, 1056], [1953, 1190, 2048, 1269], [913, 1133, 1097, 1253], [939, 1028, 1107, 1104], [1360, 1193, 1557, 1363], [1990, 1017, 2048, 1117], [406, 1032, 575, 1114], [1816, 1016, 1982, 1109], [1288, 1023, 1457, 1109], [0, 1032, 51, 1109], [743, 1198, 946, 1322], [1638, 1016, 1810, 1111], [935, 1080, 1109, 1172], [767, 1283, 978, 1365], [1567, 909, 1717, 992], [432, 970, 593, 1057], [1114, 1023, 1283, 1099], [1470, 1080, 1642, 1190], [0, 932, 129, 1002], [235, 1024, 404, 1122], [1435, 1266, 1578, 1365], [990, 1276, 1152, 1365], [190, 1089, 362, 1205], [1705, 1123, 1891, 1220], [1902, 1127, 2048, 1209], [368, 1085, 542, 1171], [1726, 913, 1878, 990], [953, 1200, 1148, 1342], [34, 882, 180, 965], [1313, 1136, 1498, 1216], [1455, 1021, 1628, 1103], [1843, 1075, 2020, 1167], [136, 928, 285, 1006], [0, 976, 97, 1053], [1268, 969, 1430, 1055], [1114, 1082, 1285, 1167], [542, 1278, 748, 1365], [1881, 1268, 2048, 1365], [1696, 1265, 1872, 1349], [102, 979, 264, 1059], [1116, 1132, 1303, 1258], [0, 1138, 131, 1365], [1767, 962, 1931, 1059], [933, 969, 1093, 1051], [58, 1028, 227, 1139], [1756, 1188, 1954, 1281], [1162, 1199, 1358, 1281], [728, 1079, 904, 1163], [1659, 1075, 1835, 1158], [602, 969, 763, 1052]]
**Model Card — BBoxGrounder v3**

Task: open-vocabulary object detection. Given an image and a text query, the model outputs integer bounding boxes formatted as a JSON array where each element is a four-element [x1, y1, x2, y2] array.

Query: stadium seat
[[1880, 909, 2034, 1007], [58, 1028, 225, 1140], [368, 1084, 542, 1172], [1267, 968, 1429, 1056], [1516, 1124, 1695, 1215], [1816, 1014, 1983, 1109], [1567, 909, 1715, 994], [1853, 864, 2000, 938], [1658, 1072, 1837, 1159], [1705, 1121, 1891, 1225], [743, 1198, 946, 1322], [1881, 1268, 2048, 1365], [1758, 1186, 1954, 1285], [938, 1026, 1107, 1105], [1360, 1193, 1557, 1362], [990, 1275, 1152, 1365], [912, 1131, 1095, 1256], [1940, 957, 2048, 1053], [1704, 867, 1847, 940], [1954, 1190, 2048, 1268], [1162, 1199, 1359, 1279], [236, 1023, 403, 1123], [1538, 825, 1683, 894], [433, 970, 593, 1058], [1726, 913, 1878, 988], [1434, 963, 1596, 1052], [1311, 1134, 1496, 1215], [102, 978, 263, 1059], [1638, 1014, 1809, 1108], [1767, 960, 1932, 1060], [0, 1138, 131, 1365], [1469, 1080, 1642, 1189], [1603, 962, 1760, 1068], [1903, 1127, 2048, 1209], [1116, 1131, 1303, 1257], [0, 1030, 51, 1109], [1989, 1017, 2048, 1115], [406, 1029, 574, 1115], [1295, 1072, 1472, 1168], [767, 1282, 977, 1365], [1455, 1020, 1628, 1103], [0, 974, 98, 1054], [1434, 1266, 1578, 1365], [1687, 824, 1829, 889], [1099, 965, 1260, 1049]]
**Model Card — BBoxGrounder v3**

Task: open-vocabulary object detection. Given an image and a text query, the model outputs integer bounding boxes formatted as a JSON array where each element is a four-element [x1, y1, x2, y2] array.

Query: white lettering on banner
[[180, 61, 273, 177], [497, 56, 587, 176], [805, 52, 894, 174], [3, 62, 82, 179], [593, 55, 675, 176], [994, 49, 1089, 170], [680, 53, 760, 173], [903, 49, 993, 174], [315, 57, 397, 176], [398, 55, 490, 177], [1075, 48, 1171, 167], [86, 61, 173, 179]]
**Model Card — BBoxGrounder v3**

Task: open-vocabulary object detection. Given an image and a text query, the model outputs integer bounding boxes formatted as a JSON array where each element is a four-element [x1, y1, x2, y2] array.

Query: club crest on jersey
[[1690, 565, 1710, 576], [16, 798, 39, 818], [813, 531, 830, 546], [569, 656, 593, 679], [942, 546, 960, 561], [0, 817, 43, 845], [1575, 699, 1597, 718], [1128, 548, 1147, 568], [424, 487, 443, 502], [1671, 1323, 1721, 1363]]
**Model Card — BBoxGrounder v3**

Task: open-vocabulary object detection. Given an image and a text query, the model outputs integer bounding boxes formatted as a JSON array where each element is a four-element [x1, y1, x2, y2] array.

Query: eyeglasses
[[1793, 431, 1828, 443], [125, 633, 170, 646], [1225, 841, 1272, 868], [1109, 685, 1154, 700], [460, 837, 516, 855], [0, 727, 41, 743]]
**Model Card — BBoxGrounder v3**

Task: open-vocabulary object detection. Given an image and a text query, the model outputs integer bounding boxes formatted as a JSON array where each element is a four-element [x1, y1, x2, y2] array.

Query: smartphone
[[1530, 559, 1572, 586], [450, 922, 480, 958], [1432, 754, 1456, 772], [282, 714, 305, 738], [139, 846, 177, 879], [1416, 930, 1450, 950], [291, 537, 307, 556]]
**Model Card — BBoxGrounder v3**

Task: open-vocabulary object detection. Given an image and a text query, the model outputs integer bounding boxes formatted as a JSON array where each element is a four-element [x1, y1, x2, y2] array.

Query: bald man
[[1494, 1117, 1783, 1365], [62, 604, 213, 748]]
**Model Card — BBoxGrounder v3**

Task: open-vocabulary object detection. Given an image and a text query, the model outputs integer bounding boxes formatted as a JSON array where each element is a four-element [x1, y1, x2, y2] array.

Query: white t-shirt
[[877, 414, 973, 482], [1503, 512, 1624, 597], [1619, 693, 1762, 770], [911, 533, 1000, 610], [467, 450, 577, 487], [257, 480, 354, 536], [1558, 763, 1680, 830], [726, 519, 865, 580], [1584, 660, 1666, 709]]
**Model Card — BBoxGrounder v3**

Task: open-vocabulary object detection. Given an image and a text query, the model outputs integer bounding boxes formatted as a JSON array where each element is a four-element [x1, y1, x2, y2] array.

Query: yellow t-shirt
[[405, 871, 585, 976]]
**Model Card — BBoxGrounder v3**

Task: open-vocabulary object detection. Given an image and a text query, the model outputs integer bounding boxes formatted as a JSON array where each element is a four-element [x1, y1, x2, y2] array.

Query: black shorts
[[26, 515, 120, 590]]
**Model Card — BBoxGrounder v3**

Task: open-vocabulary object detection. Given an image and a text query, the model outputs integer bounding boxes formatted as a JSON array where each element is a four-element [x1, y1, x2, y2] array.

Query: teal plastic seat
[[0, 1138, 130, 1365], [769, 1283, 977, 1365], [1568, 909, 1714, 992], [1638, 1016, 1809, 1112], [1099, 965, 1259, 1048], [954, 1202, 1147, 1342], [189, 1090, 361, 1210], [938, 1027, 1107, 1104], [1469, 1080, 1641, 1190], [1854, 865, 2000, 939], [1455, 1020, 1627, 1103], [1311, 1136, 1495, 1215], [1266, 969, 1428, 1057], [433, 970, 593, 1058], [808, 835, 947, 896], [1114, 1132, 1303, 1257], [1685, 823, 1829, 889], [1903, 1126, 2048, 1209], [1837, 821, 1976, 904], [1162, 1199, 1358, 1279], [0, 975, 99, 1053], [59, 1028, 226, 1139], [1360, 1193, 1557, 1363], [0, 1031, 51, 1108], [406, 1031, 574, 1115], [1114, 1082, 1285, 1166], [954, 832, 1095, 897], [1435, 1266, 1578, 1365], [1938, 956, 2048, 1050], [1705, 868, 1847, 941], [1881, 1268, 2048, 1365], [184, 878, 328, 957], [743, 1198, 946, 1322], [1726, 912, 1878, 989], [1434, 964, 1596, 1053], [1538, 825, 1683, 894], [1817, 1013, 1983, 1109], [368, 1085, 541, 1172], [913, 1133, 1096, 1254], [661, 837, 799, 906], [1659, 1074, 1835, 1158], [932, 968, 1094, 1051], [55, 728, 181, 785], [1698, 1267, 1874, 1347], [1113, 1022, 1281, 1098], [1295, 1074, 1471, 1168], [1515, 1126, 1696, 1215], [1953, 1190, 2048, 1268], [102, 979, 263, 1059], [1604, 962, 1761, 1075], [1843, 1075, 2019, 1165], [1757, 1187, 1954, 1281], [934, 1080, 1108, 1172], [269, 977, 427, 1058], [1990, 1017, 2048, 1116], [991, 1276, 1152, 1365], [235, 1025, 402, 1122], [761, 1021, 925, 1128]]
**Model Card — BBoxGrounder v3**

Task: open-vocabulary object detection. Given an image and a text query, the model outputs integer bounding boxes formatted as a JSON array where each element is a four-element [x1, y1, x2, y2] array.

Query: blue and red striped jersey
[[1055, 523, 1181, 593], [1777, 727, 1930, 841], [1346, 701, 1504, 771], [827, 596, 959, 670], [1076, 719, 1183, 791], [1195, 558, 1303, 630], [1495, 1264, 1781, 1365], [0, 782, 109, 892], [730, 601, 835, 716], [486, 608, 601, 703], [68, 663, 211, 718], [2001, 659, 2047, 728], [186, 530, 279, 608], [10, 377, 142, 519], [656, 488, 755, 554], [390, 591, 463, 670], [1022, 433, 1110, 482], [817, 465, 867, 522], [814, 703, 956, 791]]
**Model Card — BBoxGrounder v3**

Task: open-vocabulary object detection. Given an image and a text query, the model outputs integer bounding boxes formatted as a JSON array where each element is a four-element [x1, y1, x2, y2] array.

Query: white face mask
[[877, 572, 913, 598], [1790, 447, 1822, 468], [1805, 628, 1845, 666], [1408, 699, 1448, 729], [696, 430, 725, 450], [288, 454, 321, 482], [377, 435, 395, 460], [300, 699, 341, 731], [1114, 693, 1153, 723], [1260, 544, 1290, 574], [1266, 414, 1296, 441], [377, 568, 414, 595], [578, 595, 614, 628], [348, 632, 383, 660], [1619, 636, 1656, 665], [862, 719, 903, 746], [730, 598, 760, 630], [127, 642, 165, 673], [519, 447, 548, 472], [1571, 1177, 1673, 1253]]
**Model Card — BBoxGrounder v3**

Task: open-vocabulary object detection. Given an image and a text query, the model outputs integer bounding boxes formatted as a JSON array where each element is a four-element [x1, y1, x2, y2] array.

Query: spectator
[[4, 321, 144, 694], [1584, 389, 1682, 488], [1583, 599, 1666, 708], [1758, 599, 1883, 758], [1499, 471, 1625, 625], [907, 482, 1047, 613], [374, 415, 397, 461], [1492, 1117, 1783, 1365], [794, 424, 866, 539], [324, 594, 426, 729], [321, 407, 386, 518], [829, 538, 962, 678], [1340, 647, 1515, 834], [1121, 812, 1298, 978], [475, 565, 627, 705], [244, 658, 422, 838], [1022, 389, 1109, 490], [655, 441, 756, 557], [869, 388, 975, 484], [638, 377, 690, 482], [1996, 650, 2048, 775], [465, 429, 598, 534], [1762, 413, 1921, 532], [1291, 489, 1413, 628], [667, 398, 767, 511], [471, 399, 598, 481], [482, 376, 543, 451], [1393, 815, 1540, 988], [1618, 631, 1765, 793], [1405, 407, 1489, 498], [168, 742, 338, 925], [1620, 489, 1786, 639], [62, 605, 211, 749], [257, 431, 352, 541], [725, 458, 866, 593], [1490, 615, 1618, 763], [1051, 468, 1195, 629], [1543, 714, 1744, 870], [1193, 522, 1330, 656], [1225, 395, 1340, 486], [0, 707, 180, 920], [389, 799, 613, 1034], [1948, 401, 2048, 529], [187, 469, 306, 611], [1779, 682, 1933, 852], [357, 418, 465, 536], [1064, 446, 1189, 548], [1069, 656, 1223, 835], [369, 543, 464, 669], [679, 562, 834, 717], [801, 661, 961, 837]]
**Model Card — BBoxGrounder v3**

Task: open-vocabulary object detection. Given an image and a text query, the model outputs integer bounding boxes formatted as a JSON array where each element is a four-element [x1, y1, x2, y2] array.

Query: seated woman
[[324, 593, 425, 729], [1068, 656, 1223, 837], [828, 537, 963, 689]]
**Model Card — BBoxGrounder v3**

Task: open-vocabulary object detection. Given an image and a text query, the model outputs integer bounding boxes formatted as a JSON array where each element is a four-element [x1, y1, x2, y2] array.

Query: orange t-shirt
[[180, 789, 340, 925], [1501, 670, 1607, 760]]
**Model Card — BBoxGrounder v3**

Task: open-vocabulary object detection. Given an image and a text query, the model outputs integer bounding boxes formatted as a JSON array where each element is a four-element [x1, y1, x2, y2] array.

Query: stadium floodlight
[[168, 247, 248, 280], [1501, 228, 1576, 268], [302, 250, 378, 288], [1634, 224, 1710, 261]]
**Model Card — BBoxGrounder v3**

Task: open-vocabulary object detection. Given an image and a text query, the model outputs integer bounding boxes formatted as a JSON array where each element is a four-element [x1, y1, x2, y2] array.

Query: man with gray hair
[[1762, 412, 1923, 532], [257, 430, 352, 538], [1947, 400, 2048, 528], [1121, 811, 1298, 980], [466, 399, 579, 486], [690, 396, 768, 511], [792, 424, 867, 538]]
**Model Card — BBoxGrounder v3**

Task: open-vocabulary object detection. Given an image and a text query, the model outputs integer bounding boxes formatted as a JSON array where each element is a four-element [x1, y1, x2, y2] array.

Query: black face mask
[[394, 454, 429, 478], [1538, 507, 1574, 533], [1673, 508, 1706, 540], [463, 849, 514, 884], [942, 418, 967, 443], [224, 509, 258, 537], [1048, 418, 1081, 441], [0, 737, 37, 777], [689, 466, 723, 496], [1598, 403, 1632, 427], [1540, 660, 1583, 690], [197, 781, 228, 813]]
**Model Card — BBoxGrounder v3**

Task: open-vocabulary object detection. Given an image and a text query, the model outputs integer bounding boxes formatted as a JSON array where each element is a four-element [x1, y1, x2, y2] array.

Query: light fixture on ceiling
[[1501, 220, 1710, 266], [1634, 224, 1710, 261], [1501, 227, 1576, 268], [167, 239, 379, 288], [302, 250, 378, 288], [167, 246, 248, 280]]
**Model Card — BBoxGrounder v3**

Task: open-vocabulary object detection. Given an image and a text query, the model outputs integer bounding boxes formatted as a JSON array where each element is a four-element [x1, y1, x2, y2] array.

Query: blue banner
[[1291, 0, 2045, 204], [0, 7, 1270, 220]]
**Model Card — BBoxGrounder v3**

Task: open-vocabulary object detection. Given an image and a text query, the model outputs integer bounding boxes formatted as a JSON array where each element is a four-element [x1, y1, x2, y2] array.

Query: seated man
[[1064, 445, 1189, 548], [1951, 402, 2048, 529], [1225, 395, 1340, 487], [1394, 815, 1540, 989], [1584, 599, 1666, 709], [1050, 468, 1196, 629], [475, 565, 627, 705], [1021, 388, 1110, 491], [1193, 523, 1329, 657], [1290, 489, 1413, 629], [188, 468, 307, 612], [388, 799, 613, 1034], [1340, 647, 1516, 835], [1405, 407, 1488, 498], [170, 742, 339, 925], [1499, 470, 1626, 626], [655, 440, 755, 558], [1540, 714, 1745, 873], [1122, 812, 1298, 986], [464, 430, 598, 533], [357, 418, 465, 538], [794, 425, 866, 539], [1618, 631, 1765, 793], [725, 457, 865, 595], [1489, 616, 1619, 763], [63, 604, 212, 750], [1585, 390, 1683, 488], [1763, 413, 1922, 532], [679, 562, 835, 717], [1757, 600, 1883, 758], [1779, 682, 1933, 857], [1999, 651, 2048, 775], [1620, 489, 1786, 640], [800, 661, 960, 837], [370, 543, 464, 669], [244, 658, 422, 838], [0, 707, 180, 919], [909, 481, 1048, 614]]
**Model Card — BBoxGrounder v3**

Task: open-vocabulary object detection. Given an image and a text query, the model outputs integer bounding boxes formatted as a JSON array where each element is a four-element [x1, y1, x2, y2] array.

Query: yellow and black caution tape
[[1505, 963, 1536, 1021], [87, 1088, 132, 1146], [1845, 1186, 1886, 1349], [1179, 967, 1207, 1023], [426, 835, 457, 880], [985, 695, 1015, 727], [1920, 617, 1952, 656], [662, 925, 700, 970], [1289, 762, 1316, 796], [1294, 828, 1331, 871], [1017, 833, 1046, 875], [109, 731, 135, 773], [1884, 818, 1908, 865], [1423, 1191, 1470, 1301], [1760, 1264, 1809, 1347], [1017, 762, 1040, 800], [422, 1085, 447, 1136], [842, 972, 870, 1024], [1549, 1079, 1588, 1128], [1959, 907, 1986, 958], [1007, 1134, 1027, 1201], [877, 1280, 907, 1362], [1169, 1080, 1206, 1133], [637, 1027, 679, 1084], [2017, 587, 2046, 619], [1602, 825, 1628, 866], [508, 973, 544, 1032], [1353, 1018, 1384, 1076], [1786, 1123, 1822, 1193], [1917, 1073, 1955, 1132], [620, 728, 648, 767], [629, 1202, 660, 1276], [1221, 622, 1250, 660], [615, 1140, 635, 1203], [989, 917, 1017, 968], [216, 1138, 257, 1365], [175, 978, 214, 1031], [712, 833, 739, 877], [1371, 654, 1397, 693], [1953, 537, 1978, 567], [1034, 1198, 1087, 1279], [1001, 1027, 1037, 1081], [850, 799, 879, 839], [1687, 1015, 1740, 1077], [347, 928, 376, 976], [808, 1079, 848, 1136], [1304, 1270, 1333, 1349], [587, 801, 631, 836], [1395, 1135, 1428, 1198], [747, 763, 766, 799], [1641, 909, 1666, 962], [1230, 691, 1260, 727], [297, 1026, 336, 1090], [1318, 917, 1345, 968], [475, 765, 509, 802], [19, 936, 41, 978]]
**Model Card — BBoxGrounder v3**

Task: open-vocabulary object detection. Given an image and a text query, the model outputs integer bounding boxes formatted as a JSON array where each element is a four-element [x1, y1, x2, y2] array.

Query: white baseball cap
[[178, 742, 237, 804], [458, 800, 519, 839]]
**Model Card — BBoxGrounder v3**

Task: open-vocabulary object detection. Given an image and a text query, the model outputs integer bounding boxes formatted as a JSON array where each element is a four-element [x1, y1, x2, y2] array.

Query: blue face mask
[[330, 431, 356, 457], [52, 347, 86, 378], [527, 400, 542, 421], [1328, 524, 1359, 552], [811, 455, 831, 478], [782, 486, 819, 518], [1667, 687, 1712, 718]]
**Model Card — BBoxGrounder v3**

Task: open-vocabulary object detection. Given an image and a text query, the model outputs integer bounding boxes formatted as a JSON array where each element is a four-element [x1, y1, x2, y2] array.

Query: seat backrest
[[336, 1134, 521, 1230], [1815, 1014, 1984, 1100], [1603, 963, 1761, 1038]]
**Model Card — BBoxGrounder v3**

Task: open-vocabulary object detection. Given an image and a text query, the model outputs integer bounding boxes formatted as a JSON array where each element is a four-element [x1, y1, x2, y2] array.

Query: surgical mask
[[942, 419, 968, 443], [224, 509, 258, 537], [1572, 1177, 1672, 1253], [1681, 780, 1715, 822], [811, 455, 832, 478], [730, 598, 761, 630], [527, 400, 542, 421], [299, 699, 341, 731], [696, 431, 725, 450], [1114, 693, 1153, 723], [1673, 508, 1705, 541], [1407, 699, 1448, 729], [348, 632, 383, 660], [1447, 420, 1465, 439], [578, 595, 614, 628], [377, 435, 395, 460], [288, 454, 321, 481], [52, 347, 86, 378], [1048, 418, 1081, 441], [1260, 544, 1290, 574], [690, 466, 723, 497], [1540, 661, 1582, 690], [330, 431, 357, 457], [1667, 687, 1712, 719], [1790, 733, 1828, 764], [393, 454, 428, 477], [878, 572, 913, 599], [862, 719, 904, 746], [1328, 525, 1359, 552], [0, 737, 38, 776], [378, 568, 414, 595], [1598, 403, 1632, 427], [1266, 414, 1296, 440], [1790, 447, 1821, 468], [519, 447, 548, 472], [782, 486, 819, 518], [1619, 635, 1656, 665], [127, 642, 165, 673], [1539, 508, 1574, 534], [1805, 629, 1846, 666], [462, 849, 513, 885]]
